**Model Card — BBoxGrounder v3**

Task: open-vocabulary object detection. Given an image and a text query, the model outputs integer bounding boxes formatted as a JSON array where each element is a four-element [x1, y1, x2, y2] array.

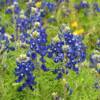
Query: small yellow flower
[[35, 1, 42, 8], [73, 28, 84, 35], [71, 21, 78, 28]]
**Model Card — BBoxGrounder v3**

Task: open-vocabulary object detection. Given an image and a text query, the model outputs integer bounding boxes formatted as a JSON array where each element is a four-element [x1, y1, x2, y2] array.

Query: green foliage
[[0, 0, 100, 100]]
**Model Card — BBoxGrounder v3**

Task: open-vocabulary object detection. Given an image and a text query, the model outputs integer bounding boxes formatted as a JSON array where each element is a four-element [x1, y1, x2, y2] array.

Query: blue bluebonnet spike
[[41, 64, 49, 71], [15, 55, 36, 91], [80, 1, 89, 8]]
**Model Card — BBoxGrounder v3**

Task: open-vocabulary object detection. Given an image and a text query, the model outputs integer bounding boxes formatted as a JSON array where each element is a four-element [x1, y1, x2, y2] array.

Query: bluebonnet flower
[[42, 2, 56, 12], [13, 1, 87, 92], [90, 52, 100, 69], [6, 0, 11, 5], [15, 55, 36, 91], [96, 7, 100, 12], [74, 1, 92, 15], [5, 0, 20, 18], [74, 3, 81, 11], [64, 31, 86, 73], [12, 0, 20, 15], [52, 68, 66, 79], [48, 36, 64, 63], [53, 68, 65, 74], [0, 27, 9, 51], [96, 39, 100, 48], [56, 72, 63, 79], [0, 1, 5, 10], [0, 26, 15, 54], [19, 13, 48, 71], [90, 39, 100, 74], [94, 82, 100, 89], [40, 9, 47, 17], [47, 2, 56, 12], [14, 5, 20, 14], [47, 25, 86, 78], [16, 16, 30, 32], [41, 64, 49, 71], [13, 0, 18, 4], [5, 8, 12, 14], [10, 34, 15, 42], [29, 29, 48, 71], [93, 3, 100, 12], [27, 49, 37, 60], [20, 32, 30, 43], [56, 0, 69, 3], [5, 0, 19, 14], [0, 26, 5, 34], [80, 1, 89, 8]]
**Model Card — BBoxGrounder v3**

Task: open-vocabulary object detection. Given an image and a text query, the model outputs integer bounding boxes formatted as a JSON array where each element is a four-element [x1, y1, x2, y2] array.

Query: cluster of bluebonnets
[[0, 26, 15, 54], [0, 0, 100, 92], [90, 39, 100, 89], [0, 0, 100, 15], [90, 39, 100, 73]]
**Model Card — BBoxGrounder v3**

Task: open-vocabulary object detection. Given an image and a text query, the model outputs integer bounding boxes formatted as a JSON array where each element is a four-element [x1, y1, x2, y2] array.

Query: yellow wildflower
[[71, 21, 78, 28], [35, 1, 42, 8], [73, 28, 84, 35]]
